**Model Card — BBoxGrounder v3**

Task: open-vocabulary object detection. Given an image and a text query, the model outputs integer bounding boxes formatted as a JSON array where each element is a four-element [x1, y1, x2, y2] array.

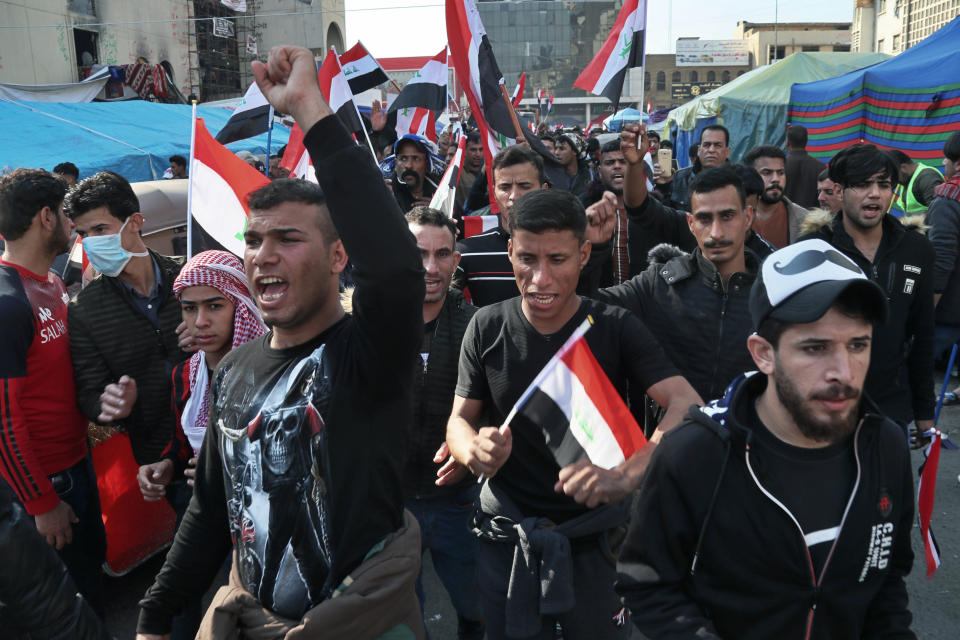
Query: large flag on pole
[[511, 72, 526, 108], [573, 0, 646, 110], [396, 106, 438, 143], [504, 317, 646, 470], [429, 135, 466, 217], [318, 48, 365, 136], [215, 80, 271, 144], [190, 118, 271, 256], [389, 48, 448, 114], [340, 41, 390, 94]]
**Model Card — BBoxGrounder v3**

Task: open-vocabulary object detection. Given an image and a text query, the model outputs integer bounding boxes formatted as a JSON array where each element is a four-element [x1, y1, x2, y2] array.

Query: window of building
[[767, 45, 786, 63], [834, 45, 850, 52], [802, 45, 820, 52], [689, 70, 698, 82], [656, 71, 666, 90], [707, 70, 716, 82], [645, 71, 651, 91], [73, 29, 98, 82], [722, 70, 731, 83], [672, 70, 682, 83], [892, 34, 901, 51]]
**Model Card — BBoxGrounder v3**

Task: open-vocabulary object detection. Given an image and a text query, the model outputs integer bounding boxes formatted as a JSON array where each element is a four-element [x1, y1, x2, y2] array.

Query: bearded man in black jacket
[[617, 239, 916, 639]]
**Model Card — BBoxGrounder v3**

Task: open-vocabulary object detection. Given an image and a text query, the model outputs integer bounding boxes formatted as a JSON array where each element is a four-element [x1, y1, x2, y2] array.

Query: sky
[[344, 0, 855, 59]]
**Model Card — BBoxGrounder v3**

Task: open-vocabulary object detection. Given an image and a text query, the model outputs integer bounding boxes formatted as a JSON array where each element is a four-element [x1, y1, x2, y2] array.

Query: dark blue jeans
[[47, 455, 107, 620], [405, 484, 484, 639]]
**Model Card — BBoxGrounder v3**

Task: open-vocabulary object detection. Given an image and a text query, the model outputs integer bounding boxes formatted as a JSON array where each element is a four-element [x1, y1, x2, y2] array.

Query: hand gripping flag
[[429, 135, 466, 217], [504, 316, 646, 470], [340, 41, 390, 95], [511, 72, 526, 108], [215, 80, 271, 144], [574, 0, 646, 111], [318, 47, 365, 136], [190, 118, 271, 256], [389, 48, 448, 115]]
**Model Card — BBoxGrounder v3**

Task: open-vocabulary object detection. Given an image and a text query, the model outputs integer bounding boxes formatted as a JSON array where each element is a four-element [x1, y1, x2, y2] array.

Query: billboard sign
[[676, 40, 750, 66], [671, 82, 723, 103]]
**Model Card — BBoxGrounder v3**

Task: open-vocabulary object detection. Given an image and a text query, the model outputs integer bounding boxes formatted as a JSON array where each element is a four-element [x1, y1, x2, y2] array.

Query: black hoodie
[[616, 373, 916, 640]]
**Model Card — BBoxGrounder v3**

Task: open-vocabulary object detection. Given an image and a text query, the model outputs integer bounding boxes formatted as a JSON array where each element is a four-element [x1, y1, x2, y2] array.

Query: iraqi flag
[[537, 90, 554, 120], [463, 214, 499, 238], [278, 122, 317, 183], [389, 48, 448, 114], [215, 80, 271, 144], [190, 118, 271, 256], [318, 48, 365, 136], [574, 0, 646, 110], [429, 135, 466, 217], [508, 317, 646, 470], [396, 106, 438, 144], [511, 72, 526, 108], [340, 41, 390, 95]]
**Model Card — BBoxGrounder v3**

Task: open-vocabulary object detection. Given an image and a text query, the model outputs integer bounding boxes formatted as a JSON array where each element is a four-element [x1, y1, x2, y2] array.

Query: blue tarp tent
[[789, 16, 960, 167], [0, 99, 290, 182]]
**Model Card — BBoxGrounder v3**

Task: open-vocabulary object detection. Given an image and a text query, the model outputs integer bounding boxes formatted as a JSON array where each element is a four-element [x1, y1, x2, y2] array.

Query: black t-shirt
[[747, 399, 856, 576], [456, 297, 679, 523]]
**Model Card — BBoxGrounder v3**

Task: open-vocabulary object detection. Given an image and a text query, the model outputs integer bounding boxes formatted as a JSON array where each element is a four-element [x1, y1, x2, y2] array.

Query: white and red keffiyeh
[[174, 250, 267, 453]]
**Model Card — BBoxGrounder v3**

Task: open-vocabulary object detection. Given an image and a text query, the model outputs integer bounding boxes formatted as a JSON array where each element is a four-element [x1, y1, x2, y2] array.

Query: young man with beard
[[455, 132, 485, 209], [384, 134, 443, 212], [402, 206, 484, 639], [743, 145, 808, 249], [447, 188, 701, 640], [554, 131, 592, 196], [617, 239, 916, 639], [799, 143, 935, 435], [670, 125, 731, 211], [581, 140, 632, 285], [137, 44, 426, 639], [0, 169, 106, 618]]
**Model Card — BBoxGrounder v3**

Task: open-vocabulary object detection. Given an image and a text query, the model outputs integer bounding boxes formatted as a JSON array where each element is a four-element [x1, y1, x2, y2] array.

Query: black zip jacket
[[68, 251, 188, 463], [617, 373, 916, 639], [403, 288, 476, 499], [798, 212, 935, 423], [925, 191, 960, 327], [594, 247, 758, 402]]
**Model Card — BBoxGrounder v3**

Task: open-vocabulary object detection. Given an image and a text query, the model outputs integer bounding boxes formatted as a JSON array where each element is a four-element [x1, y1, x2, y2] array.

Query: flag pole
[[263, 105, 274, 177], [186, 100, 198, 259], [498, 82, 525, 140], [334, 45, 379, 162]]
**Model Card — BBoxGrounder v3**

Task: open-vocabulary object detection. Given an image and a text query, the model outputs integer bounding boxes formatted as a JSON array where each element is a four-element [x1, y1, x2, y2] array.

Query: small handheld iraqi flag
[[429, 135, 466, 217], [506, 316, 646, 469]]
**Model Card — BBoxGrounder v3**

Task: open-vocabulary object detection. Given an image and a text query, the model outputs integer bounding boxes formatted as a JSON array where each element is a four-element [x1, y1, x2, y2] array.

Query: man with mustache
[[743, 145, 808, 249], [817, 169, 843, 214], [617, 239, 917, 639], [669, 125, 731, 211], [384, 134, 443, 212], [798, 143, 935, 438], [589, 125, 761, 403], [581, 140, 632, 286]]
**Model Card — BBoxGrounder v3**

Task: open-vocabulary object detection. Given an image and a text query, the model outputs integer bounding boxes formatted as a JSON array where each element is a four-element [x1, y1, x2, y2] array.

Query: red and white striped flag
[[340, 41, 390, 95], [396, 106, 438, 143], [507, 317, 646, 470], [318, 47, 364, 136], [189, 117, 271, 256], [918, 429, 945, 577], [574, 0, 646, 110], [536, 90, 554, 120], [511, 72, 526, 108], [463, 214, 499, 238], [429, 135, 466, 217], [278, 122, 316, 183]]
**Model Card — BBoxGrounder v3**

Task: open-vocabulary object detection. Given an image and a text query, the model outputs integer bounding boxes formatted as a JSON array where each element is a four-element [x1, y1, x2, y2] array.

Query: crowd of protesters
[[2, 41, 960, 640]]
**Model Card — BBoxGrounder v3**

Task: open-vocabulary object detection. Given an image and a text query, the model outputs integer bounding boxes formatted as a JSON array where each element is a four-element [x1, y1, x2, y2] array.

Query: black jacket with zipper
[[403, 288, 476, 499], [594, 246, 759, 402], [798, 212, 935, 423], [68, 251, 188, 463], [616, 372, 916, 639]]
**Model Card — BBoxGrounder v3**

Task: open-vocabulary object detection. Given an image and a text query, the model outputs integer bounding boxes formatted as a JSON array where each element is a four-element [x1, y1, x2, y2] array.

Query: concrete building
[[852, 0, 960, 54], [0, 0, 345, 102], [733, 21, 852, 66], [643, 53, 751, 111]]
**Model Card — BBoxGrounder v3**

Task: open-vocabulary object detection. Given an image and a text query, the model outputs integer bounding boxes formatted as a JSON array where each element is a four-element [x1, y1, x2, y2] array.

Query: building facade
[[733, 21, 852, 66], [643, 52, 750, 111], [0, 0, 345, 102], [852, 0, 960, 54]]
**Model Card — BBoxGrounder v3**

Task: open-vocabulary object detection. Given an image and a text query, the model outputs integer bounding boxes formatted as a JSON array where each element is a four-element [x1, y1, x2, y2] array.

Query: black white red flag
[[536, 90, 554, 121], [318, 48, 365, 136], [396, 106, 438, 143], [429, 136, 466, 217], [339, 41, 390, 95], [278, 122, 317, 183], [215, 80, 271, 144], [389, 48, 448, 114], [573, 0, 646, 110], [511, 72, 526, 108]]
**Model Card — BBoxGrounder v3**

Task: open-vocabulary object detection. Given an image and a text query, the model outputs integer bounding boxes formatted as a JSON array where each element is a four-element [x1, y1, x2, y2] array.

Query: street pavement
[[106, 394, 960, 639]]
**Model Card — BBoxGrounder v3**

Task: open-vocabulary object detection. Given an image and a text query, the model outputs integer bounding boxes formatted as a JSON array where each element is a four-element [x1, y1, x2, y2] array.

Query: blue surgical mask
[[82, 217, 149, 277]]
